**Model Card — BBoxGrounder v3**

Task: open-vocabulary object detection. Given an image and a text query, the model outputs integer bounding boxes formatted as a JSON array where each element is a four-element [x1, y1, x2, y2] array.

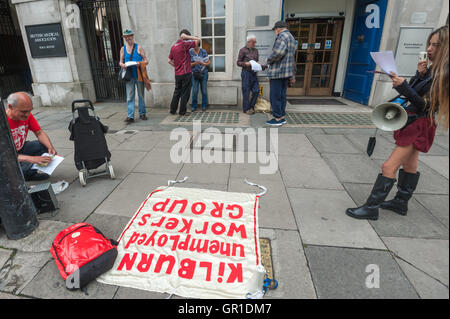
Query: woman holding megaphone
[[346, 26, 449, 220]]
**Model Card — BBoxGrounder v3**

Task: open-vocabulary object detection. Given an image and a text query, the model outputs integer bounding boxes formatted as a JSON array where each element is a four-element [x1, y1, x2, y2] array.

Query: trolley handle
[[72, 99, 94, 113]]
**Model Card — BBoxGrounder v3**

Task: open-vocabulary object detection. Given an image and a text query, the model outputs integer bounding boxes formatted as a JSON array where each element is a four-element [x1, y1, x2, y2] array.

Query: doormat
[[288, 99, 347, 105]]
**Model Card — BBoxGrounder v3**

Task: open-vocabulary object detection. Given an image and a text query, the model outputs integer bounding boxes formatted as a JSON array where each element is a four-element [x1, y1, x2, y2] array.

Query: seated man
[[6, 92, 57, 181]]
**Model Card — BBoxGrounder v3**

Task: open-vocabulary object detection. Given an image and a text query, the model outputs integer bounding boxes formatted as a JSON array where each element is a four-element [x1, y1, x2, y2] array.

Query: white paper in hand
[[31, 153, 64, 176], [250, 60, 262, 72], [370, 51, 398, 75]]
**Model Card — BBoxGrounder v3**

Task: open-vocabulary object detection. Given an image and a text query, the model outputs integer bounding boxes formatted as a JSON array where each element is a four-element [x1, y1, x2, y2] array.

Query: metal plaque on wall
[[25, 23, 67, 58], [395, 27, 433, 76]]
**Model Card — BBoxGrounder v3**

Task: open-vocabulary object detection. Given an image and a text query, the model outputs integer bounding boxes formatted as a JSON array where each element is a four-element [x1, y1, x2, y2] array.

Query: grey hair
[[247, 34, 256, 42], [7, 92, 33, 107]]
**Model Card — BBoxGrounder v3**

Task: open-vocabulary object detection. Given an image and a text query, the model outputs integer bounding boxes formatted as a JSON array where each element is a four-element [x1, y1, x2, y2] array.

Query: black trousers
[[170, 73, 192, 115], [18, 141, 48, 179]]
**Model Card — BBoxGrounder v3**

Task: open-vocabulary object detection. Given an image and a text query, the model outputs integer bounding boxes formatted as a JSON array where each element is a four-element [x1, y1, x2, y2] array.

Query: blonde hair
[[429, 26, 449, 130]]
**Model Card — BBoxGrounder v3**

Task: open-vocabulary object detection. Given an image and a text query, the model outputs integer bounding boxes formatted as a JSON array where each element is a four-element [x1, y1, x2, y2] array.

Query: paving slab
[[260, 228, 316, 299], [382, 237, 449, 286], [345, 134, 396, 160], [287, 188, 386, 249], [0, 220, 71, 253], [115, 131, 164, 152], [228, 179, 298, 231], [414, 194, 449, 228], [279, 156, 343, 190], [94, 173, 175, 218], [0, 292, 27, 299], [271, 133, 321, 158], [395, 258, 449, 299], [109, 150, 147, 179], [133, 148, 185, 176], [433, 135, 449, 150], [304, 245, 418, 299], [229, 153, 282, 183], [84, 213, 135, 241], [0, 251, 52, 295], [48, 177, 122, 223], [114, 286, 168, 299], [419, 156, 449, 179], [323, 154, 381, 184], [344, 183, 449, 239], [307, 134, 361, 154], [21, 260, 118, 299]]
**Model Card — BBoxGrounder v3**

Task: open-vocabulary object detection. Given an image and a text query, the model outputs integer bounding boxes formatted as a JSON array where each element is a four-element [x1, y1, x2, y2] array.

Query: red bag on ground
[[50, 223, 118, 290]]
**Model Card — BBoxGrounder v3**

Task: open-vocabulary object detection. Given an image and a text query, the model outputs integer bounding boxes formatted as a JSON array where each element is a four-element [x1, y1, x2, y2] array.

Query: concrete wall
[[11, 0, 95, 107], [370, 0, 448, 107]]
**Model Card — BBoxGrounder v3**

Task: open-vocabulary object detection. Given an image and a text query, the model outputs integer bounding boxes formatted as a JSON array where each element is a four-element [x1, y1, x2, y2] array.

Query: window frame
[[192, 0, 234, 81]]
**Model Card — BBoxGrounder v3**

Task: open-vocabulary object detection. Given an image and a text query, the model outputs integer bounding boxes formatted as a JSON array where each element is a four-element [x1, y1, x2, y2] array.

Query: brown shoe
[[124, 117, 134, 123], [245, 109, 255, 115], [140, 114, 148, 120]]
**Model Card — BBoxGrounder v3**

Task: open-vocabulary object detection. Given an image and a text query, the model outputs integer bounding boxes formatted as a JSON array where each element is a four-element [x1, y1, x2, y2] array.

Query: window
[[194, 0, 233, 79]]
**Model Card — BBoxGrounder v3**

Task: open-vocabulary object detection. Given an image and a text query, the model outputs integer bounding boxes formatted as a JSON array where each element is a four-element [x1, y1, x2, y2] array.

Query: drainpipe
[[0, 98, 38, 240], [281, 0, 285, 20]]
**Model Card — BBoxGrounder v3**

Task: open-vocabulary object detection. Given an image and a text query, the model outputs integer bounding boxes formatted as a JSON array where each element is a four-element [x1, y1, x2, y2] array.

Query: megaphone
[[371, 102, 408, 131]]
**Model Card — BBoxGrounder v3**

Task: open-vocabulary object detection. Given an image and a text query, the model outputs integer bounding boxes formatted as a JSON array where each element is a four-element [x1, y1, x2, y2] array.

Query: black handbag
[[118, 44, 136, 82]]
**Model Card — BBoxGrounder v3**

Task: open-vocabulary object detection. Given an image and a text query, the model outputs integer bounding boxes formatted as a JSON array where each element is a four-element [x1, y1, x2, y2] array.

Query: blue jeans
[[18, 141, 48, 179], [192, 72, 209, 110], [126, 77, 146, 118], [241, 70, 259, 112], [270, 78, 289, 118]]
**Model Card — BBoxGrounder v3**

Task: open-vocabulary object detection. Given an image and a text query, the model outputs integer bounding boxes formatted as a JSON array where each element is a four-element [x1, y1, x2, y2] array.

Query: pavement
[[0, 99, 448, 299]]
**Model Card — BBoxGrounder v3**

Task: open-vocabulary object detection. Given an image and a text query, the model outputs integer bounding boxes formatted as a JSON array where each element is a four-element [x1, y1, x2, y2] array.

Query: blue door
[[343, 0, 388, 105]]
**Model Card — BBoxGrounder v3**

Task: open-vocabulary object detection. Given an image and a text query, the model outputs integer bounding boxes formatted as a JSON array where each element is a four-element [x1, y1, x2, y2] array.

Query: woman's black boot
[[346, 174, 396, 220], [380, 169, 420, 216]]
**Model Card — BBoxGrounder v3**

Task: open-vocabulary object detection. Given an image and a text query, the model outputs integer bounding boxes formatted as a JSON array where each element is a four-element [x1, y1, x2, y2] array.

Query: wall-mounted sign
[[315, 42, 321, 49], [325, 40, 332, 49], [25, 23, 67, 58], [395, 27, 433, 76], [301, 43, 308, 50], [247, 29, 276, 76]]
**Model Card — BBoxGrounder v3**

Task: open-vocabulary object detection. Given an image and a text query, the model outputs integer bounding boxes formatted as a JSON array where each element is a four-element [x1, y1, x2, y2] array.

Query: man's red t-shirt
[[7, 113, 41, 151], [169, 40, 196, 76]]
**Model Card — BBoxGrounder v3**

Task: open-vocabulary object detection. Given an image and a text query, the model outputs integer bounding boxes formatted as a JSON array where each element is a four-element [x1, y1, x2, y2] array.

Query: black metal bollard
[[0, 98, 38, 240]]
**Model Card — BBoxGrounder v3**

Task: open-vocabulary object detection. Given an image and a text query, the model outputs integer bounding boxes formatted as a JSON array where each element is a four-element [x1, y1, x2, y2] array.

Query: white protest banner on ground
[[97, 186, 263, 299]]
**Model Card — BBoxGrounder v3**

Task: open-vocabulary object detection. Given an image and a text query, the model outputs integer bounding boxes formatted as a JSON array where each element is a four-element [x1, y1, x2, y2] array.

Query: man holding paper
[[5, 92, 57, 181], [237, 34, 266, 115]]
